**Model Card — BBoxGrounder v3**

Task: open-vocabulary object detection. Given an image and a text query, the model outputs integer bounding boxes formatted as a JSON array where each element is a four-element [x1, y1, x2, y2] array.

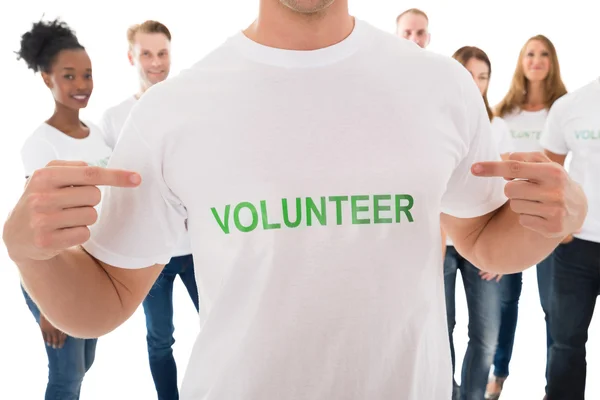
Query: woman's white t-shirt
[[503, 108, 549, 152], [21, 122, 112, 176]]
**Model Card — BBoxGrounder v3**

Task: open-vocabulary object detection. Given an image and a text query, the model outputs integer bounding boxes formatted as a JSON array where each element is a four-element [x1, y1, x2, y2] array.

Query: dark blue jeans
[[547, 238, 600, 400], [444, 246, 501, 400], [22, 286, 97, 400], [492, 254, 553, 379], [142, 254, 200, 400]]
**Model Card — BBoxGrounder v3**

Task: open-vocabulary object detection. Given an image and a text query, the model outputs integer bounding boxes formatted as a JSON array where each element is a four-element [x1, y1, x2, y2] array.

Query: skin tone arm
[[441, 152, 587, 274], [4, 161, 162, 338], [19, 247, 163, 339]]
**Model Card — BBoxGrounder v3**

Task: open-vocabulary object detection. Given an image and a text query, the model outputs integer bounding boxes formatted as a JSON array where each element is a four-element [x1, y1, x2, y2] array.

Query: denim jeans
[[444, 246, 501, 400], [492, 255, 553, 380], [22, 286, 97, 400], [547, 238, 600, 400], [142, 254, 200, 400]]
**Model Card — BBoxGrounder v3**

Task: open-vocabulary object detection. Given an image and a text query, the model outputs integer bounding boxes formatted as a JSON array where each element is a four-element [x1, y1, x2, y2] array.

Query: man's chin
[[146, 74, 168, 86]]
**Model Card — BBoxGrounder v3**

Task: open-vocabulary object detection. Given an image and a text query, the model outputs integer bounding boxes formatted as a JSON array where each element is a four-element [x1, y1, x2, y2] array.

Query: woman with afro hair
[[16, 18, 111, 400]]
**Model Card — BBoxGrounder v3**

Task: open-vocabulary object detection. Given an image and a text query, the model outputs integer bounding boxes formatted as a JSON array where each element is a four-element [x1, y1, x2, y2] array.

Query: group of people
[[16, 19, 197, 400], [397, 7, 599, 400], [4, 2, 597, 400]]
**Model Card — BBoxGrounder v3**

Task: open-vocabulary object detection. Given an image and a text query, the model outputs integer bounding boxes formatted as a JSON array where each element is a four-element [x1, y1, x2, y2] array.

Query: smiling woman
[[16, 18, 112, 175], [14, 18, 112, 400]]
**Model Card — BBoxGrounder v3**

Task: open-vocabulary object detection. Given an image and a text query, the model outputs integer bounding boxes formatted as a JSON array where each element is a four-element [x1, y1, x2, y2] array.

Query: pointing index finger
[[471, 160, 547, 182], [41, 166, 141, 188]]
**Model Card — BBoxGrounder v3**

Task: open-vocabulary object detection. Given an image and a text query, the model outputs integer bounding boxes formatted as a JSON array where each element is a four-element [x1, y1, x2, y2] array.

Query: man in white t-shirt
[[99, 20, 199, 400], [395, 8, 430, 48], [540, 77, 600, 400], [3, 2, 588, 399], [99, 20, 173, 149]]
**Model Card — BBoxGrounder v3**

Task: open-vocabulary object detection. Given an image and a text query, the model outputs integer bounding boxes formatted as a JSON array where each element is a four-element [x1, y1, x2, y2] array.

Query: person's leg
[[485, 271, 522, 398], [22, 286, 91, 400], [547, 239, 600, 400], [536, 254, 554, 386], [22, 285, 41, 322], [443, 246, 460, 400], [45, 336, 92, 400], [143, 259, 179, 400], [178, 254, 200, 313], [459, 262, 501, 400], [492, 271, 522, 379], [84, 339, 98, 373]]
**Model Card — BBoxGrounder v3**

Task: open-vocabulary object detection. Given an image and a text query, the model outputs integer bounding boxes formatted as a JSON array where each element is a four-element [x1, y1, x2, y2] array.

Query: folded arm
[[17, 246, 163, 338]]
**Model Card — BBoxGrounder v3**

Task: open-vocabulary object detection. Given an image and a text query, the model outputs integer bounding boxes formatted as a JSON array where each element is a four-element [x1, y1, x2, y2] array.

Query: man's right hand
[[2, 160, 141, 263], [40, 314, 67, 349]]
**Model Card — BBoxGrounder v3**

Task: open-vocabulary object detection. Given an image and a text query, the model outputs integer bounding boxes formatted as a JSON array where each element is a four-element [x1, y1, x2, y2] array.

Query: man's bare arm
[[442, 152, 587, 274], [3, 161, 163, 338], [441, 203, 561, 273], [18, 247, 163, 338]]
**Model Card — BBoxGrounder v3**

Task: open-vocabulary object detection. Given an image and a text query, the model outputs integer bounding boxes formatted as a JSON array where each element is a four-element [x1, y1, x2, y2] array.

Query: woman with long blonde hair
[[486, 34, 567, 400]]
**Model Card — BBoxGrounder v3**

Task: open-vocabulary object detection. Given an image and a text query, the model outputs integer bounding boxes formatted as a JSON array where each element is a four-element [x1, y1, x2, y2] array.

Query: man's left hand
[[471, 152, 587, 239]]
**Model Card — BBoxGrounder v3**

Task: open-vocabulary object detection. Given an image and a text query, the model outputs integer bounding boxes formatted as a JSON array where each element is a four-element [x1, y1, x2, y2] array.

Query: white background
[[1, 0, 599, 399]]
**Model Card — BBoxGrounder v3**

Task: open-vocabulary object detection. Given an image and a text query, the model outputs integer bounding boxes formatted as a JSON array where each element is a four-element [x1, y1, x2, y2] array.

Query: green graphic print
[[211, 194, 415, 234]]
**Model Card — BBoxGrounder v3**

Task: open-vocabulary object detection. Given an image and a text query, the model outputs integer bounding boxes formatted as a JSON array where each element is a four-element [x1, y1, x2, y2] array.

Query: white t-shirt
[[446, 116, 511, 247], [491, 116, 513, 155], [502, 108, 548, 152], [83, 19, 506, 400], [21, 122, 111, 177], [98, 96, 137, 150], [100, 96, 192, 257], [540, 78, 600, 243]]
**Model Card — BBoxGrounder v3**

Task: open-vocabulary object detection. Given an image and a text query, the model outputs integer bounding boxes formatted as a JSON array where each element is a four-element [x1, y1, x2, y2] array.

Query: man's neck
[[244, 0, 354, 51], [135, 80, 152, 100]]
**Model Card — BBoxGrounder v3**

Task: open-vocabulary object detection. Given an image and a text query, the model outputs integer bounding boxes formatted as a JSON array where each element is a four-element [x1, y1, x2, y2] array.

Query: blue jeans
[[142, 254, 200, 400], [444, 246, 501, 400], [22, 286, 97, 400], [547, 238, 600, 400], [492, 255, 553, 380]]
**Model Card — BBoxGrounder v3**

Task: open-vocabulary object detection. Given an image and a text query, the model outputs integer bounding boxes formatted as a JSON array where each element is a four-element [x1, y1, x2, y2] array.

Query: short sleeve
[[21, 137, 58, 178], [540, 100, 569, 155], [440, 71, 508, 218], [83, 105, 186, 269], [98, 111, 117, 150]]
